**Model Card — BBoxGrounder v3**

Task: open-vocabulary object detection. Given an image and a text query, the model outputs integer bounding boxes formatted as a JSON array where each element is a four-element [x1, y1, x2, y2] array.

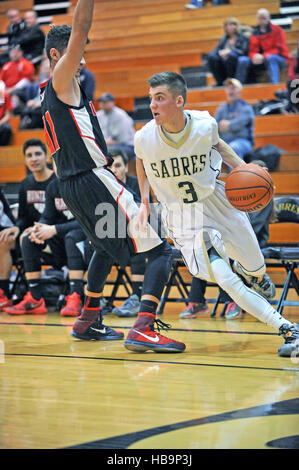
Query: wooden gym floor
[[0, 285, 298, 450]]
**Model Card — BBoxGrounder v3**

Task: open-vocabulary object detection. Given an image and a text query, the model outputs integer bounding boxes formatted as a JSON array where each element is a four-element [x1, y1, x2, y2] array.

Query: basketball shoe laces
[[150, 318, 172, 336], [255, 275, 270, 290]]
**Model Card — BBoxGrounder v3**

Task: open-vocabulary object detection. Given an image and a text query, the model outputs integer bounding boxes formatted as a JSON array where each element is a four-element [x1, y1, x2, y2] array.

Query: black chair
[[105, 264, 133, 304], [157, 248, 190, 315], [261, 195, 299, 314]]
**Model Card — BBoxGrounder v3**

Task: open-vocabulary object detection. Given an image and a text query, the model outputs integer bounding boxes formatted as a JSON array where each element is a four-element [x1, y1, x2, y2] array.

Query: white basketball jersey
[[134, 110, 221, 207]]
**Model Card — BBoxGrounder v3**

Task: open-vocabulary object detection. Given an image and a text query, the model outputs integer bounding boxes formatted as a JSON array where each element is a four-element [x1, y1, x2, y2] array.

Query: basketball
[[225, 163, 274, 213]]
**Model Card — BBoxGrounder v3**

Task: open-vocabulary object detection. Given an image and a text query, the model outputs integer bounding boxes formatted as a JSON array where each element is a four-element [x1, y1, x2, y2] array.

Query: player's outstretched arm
[[52, 0, 94, 94], [215, 138, 246, 169]]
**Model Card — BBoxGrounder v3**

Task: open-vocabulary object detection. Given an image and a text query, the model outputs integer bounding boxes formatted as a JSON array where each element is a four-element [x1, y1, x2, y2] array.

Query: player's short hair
[[23, 139, 47, 155], [148, 71, 187, 103], [108, 147, 128, 165], [45, 24, 72, 62]]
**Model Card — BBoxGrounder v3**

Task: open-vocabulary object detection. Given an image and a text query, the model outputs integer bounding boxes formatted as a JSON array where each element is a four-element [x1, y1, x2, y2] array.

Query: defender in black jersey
[[40, 0, 185, 352]]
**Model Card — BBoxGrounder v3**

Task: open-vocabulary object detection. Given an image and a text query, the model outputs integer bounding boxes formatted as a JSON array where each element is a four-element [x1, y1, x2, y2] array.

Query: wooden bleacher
[[0, 0, 298, 255]]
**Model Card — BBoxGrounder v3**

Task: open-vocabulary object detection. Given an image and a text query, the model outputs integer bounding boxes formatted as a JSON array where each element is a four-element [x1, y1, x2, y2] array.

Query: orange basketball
[[225, 163, 274, 213]]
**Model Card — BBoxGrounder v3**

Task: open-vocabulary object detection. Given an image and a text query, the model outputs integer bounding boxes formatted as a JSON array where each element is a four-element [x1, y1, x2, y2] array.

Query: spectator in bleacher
[[0, 9, 26, 67], [237, 9, 290, 84], [0, 44, 34, 113], [19, 57, 51, 129], [185, 0, 227, 9], [214, 78, 255, 160], [0, 80, 13, 145], [18, 10, 45, 68], [5, 8, 26, 47], [80, 65, 95, 101], [286, 39, 299, 113], [0, 187, 16, 310], [96, 93, 136, 160], [207, 17, 249, 86]]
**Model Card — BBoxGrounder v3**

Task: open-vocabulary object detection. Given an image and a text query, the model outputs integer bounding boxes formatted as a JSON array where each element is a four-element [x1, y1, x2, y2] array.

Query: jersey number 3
[[178, 181, 198, 203]]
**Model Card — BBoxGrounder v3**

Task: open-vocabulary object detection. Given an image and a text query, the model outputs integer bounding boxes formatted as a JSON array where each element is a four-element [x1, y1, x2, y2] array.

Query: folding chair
[[157, 248, 190, 315], [105, 264, 133, 304], [261, 195, 299, 314], [10, 254, 28, 303]]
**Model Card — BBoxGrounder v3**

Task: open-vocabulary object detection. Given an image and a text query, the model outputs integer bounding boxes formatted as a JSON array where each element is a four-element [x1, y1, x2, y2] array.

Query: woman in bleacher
[[207, 17, 249, 86]]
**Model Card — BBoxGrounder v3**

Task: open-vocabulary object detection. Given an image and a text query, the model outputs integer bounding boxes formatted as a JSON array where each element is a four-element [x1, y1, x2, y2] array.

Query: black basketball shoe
[[71, 320, 124, 341]]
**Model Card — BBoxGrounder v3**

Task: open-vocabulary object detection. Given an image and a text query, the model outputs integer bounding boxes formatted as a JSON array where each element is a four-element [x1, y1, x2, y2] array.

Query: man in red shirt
[[0, 80, 13, 145], [0, 44, 34, 110], [237, 8, 290, 84]]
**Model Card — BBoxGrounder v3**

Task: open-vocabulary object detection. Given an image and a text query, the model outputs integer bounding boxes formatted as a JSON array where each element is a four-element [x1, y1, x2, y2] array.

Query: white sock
[[210, 258, 292, 331]]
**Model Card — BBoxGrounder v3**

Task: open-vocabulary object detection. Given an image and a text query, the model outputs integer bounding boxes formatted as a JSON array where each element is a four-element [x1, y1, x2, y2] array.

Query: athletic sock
[[69, 279, 84, 296], [132, 281, 142, 299], [210, 257, 292, 331], [0, 280, 10, 298], [132, 300, 158, 329], [73, 295, 101, 334], [28, 279, 43, 301]]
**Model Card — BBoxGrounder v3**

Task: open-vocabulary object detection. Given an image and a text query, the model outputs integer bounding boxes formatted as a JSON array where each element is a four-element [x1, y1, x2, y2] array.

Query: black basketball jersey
[[40, 77, 113, 180]]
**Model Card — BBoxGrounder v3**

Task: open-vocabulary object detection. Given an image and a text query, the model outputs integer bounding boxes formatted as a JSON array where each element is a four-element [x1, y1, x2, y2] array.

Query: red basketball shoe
[[4, 292, 47, 315], [60, 292, 82, 317], [0, 289, 12, 311], [124, 318, 186, 353]]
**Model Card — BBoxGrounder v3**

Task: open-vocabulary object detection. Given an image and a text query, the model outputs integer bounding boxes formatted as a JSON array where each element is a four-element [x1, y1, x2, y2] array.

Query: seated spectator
[[238, 9, 290, 84], [214, 78, 255, 160], [24, 177, 87, 317], [0, 80, 13, 145], [80, 65, 95, 101], [185, 0, 227, 8], [6, 8, 26, 47], [19, 10, 45, 68], [108, 146, 140, 197], [0, 8, 26, 67], [286, 39, 299, 113], [1, 139, 85, 316], [0, 139, 55, 314], [0, 44, 34, 113], [0, 187, 17, 310], [207, 17, 249, 86], [19, 57, 51, 129], [96, 93, 136, 160]]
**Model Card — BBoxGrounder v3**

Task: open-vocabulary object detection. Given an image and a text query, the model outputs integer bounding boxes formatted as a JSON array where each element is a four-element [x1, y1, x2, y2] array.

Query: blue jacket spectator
[[80, 66, 95, 101], [214, 78, 255, 159]]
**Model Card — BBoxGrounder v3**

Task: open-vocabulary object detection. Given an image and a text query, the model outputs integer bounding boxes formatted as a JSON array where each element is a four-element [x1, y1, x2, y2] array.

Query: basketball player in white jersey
[[132, 71, 299, 357]]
